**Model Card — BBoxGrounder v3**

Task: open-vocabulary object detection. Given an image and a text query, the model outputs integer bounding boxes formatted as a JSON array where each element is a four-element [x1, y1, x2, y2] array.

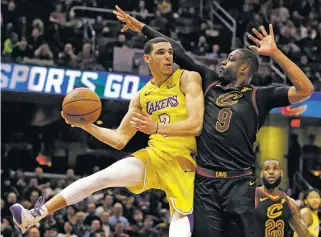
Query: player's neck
[[309, 207, 318, 215], [262, 186, 280, 196], [151, 72, 172, 87], [225, 79, 248, 89]]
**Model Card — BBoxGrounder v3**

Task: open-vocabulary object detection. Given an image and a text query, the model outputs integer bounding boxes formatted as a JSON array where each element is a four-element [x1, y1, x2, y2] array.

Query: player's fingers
[[132, 112, 147, 120], [115, 5, 127, 17], [249, 45, 260, 53], [248, 34, 260, 45], [130, 121, 142, 130], [116, 15, 126, 22], [252, 28, 264, 40], [269, 23, 274, 36], [260, 25, 268, 37], [121, 25, 130, 32]]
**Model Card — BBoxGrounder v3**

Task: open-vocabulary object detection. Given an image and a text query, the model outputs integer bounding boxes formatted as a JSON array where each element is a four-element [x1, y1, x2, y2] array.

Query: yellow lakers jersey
[[293, 207, 319, 237], [139, 69, 197, 165]]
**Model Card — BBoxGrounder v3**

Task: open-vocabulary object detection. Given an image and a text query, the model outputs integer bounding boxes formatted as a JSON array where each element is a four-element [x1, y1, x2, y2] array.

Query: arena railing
[[292, 171, 313, 195], [243, 31, 287, 84], [212, 1, 237, 50], [70, 6, 154, 21]]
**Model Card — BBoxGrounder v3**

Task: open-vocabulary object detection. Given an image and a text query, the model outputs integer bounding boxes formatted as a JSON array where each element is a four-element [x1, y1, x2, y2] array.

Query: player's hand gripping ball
[[62, 88, 102, 127]]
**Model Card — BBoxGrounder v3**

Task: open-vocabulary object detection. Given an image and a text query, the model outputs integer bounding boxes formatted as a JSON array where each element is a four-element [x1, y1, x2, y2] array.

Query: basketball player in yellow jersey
[[10, 37, 204, 237], [294, 189, 320, 237]]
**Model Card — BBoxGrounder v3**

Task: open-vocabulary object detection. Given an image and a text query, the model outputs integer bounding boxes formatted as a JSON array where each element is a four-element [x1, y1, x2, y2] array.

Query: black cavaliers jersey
[[197, 82, 260, 170], [255, 187, 292, 237]]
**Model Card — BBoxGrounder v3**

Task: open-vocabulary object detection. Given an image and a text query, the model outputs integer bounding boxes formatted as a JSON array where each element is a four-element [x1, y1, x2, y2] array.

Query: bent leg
[[52, 157, 145, 211]]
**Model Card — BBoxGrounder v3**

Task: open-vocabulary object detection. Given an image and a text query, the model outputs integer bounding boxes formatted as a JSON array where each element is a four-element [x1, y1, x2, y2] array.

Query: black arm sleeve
[[256, 86, 291, 125], [141, 25, 212, 80]]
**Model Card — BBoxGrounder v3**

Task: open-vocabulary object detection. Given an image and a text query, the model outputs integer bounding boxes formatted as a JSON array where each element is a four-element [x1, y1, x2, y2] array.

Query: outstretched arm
[[113, 5, 210, 80], [288, 198, 317, 237], [130, 71, 204, 136], [62, 93, 141, 150], [248, 24, 314, 105]]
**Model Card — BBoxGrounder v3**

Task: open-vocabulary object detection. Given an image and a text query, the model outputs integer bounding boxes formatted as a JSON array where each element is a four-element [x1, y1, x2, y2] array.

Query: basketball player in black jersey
[[113, 6, 314, 237], [256, 159, 317, 237]]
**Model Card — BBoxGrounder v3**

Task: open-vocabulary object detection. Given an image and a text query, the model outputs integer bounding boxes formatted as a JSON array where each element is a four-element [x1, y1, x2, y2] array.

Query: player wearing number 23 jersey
[[255, 187, 292, 237], [128, 68, 197, 215]]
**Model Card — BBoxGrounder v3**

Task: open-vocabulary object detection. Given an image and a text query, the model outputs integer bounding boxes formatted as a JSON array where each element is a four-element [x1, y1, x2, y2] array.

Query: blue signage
[[1, 63, 151, 100]]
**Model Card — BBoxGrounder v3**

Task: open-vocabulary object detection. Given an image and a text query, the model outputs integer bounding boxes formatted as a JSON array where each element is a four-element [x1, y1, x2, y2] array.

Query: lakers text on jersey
[[127, 69, 197, 215]]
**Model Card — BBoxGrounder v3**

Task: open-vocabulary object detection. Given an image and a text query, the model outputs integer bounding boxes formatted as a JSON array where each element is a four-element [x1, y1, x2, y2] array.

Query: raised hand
[[248, 24, 279, 57], [113, 5, 145, 32]]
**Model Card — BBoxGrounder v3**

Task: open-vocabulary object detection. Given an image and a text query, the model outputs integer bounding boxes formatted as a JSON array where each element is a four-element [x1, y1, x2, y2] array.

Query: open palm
[[113, 5, 144, 33], [248, 24, 278, 57]]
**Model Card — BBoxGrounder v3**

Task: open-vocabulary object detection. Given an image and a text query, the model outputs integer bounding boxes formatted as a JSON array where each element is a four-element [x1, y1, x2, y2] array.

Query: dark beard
[[219, 70, 236, 86], [262, 176, 282, 190]]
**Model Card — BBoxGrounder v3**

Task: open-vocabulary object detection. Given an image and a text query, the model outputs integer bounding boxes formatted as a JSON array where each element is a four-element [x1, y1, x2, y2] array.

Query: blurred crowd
[[2, 167, 172, 237], [1, 0, 321, 90]]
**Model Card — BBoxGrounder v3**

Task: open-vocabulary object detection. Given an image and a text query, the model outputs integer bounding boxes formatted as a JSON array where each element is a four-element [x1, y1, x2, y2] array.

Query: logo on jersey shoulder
[[146, 95, 178, 115], [241, 87, 253, 92], [145, 91, 153, 96], [216, 91, 243, 107], [267, 203, 283, 219], [167, 84, 176, 89]]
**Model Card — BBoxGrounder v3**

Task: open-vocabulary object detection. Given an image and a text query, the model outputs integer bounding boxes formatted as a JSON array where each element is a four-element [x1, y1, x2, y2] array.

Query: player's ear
[[260, 170, 263, 178], [239, 64, 249, 74], [144, 54, 151, 64], [281, 170, 283, 177]]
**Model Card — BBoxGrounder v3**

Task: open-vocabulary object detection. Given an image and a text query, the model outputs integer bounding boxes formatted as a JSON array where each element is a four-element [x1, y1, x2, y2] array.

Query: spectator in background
[[11, 38, 32, 63], [287, 134, 301, 188], [84, 203, 99, 226], [34, 167, 50, 189], [58, 43, 77, 68], [28, 28, 43, 53], [74, 211, 88, 237], [29, 190, 40, 206], [109, 203, 129, 228], [77, 43, 97, 70], [93, 15, 105, 36], [194, 35, 209, 56], [207, 44, 220, 59], [3, 1, 19, 28], [83, 219, 102, 237], [134, 0, 149, 21], [66, 168, 77, 186], [27, 226, 41, 237], [115, 33, 129, 48], [110, 220, 129, 237], [2, 32, 18, 56], [34, 43, 54, 60], [40, 213, 57, 233], [44, 227, 58, 237], [138, 215, 160, 237], [57, 221, 78, 237], [2, 192, 17, 218], [149, 10, 168, 33], [96, 194, 114, 216], [100, 211, 111, 237], [50, 4, 67, 24], [10, 168, 27, 195]]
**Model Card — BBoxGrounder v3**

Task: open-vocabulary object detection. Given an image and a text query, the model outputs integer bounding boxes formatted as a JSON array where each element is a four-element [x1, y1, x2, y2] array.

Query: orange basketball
[[62, 88, 102, 125]]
